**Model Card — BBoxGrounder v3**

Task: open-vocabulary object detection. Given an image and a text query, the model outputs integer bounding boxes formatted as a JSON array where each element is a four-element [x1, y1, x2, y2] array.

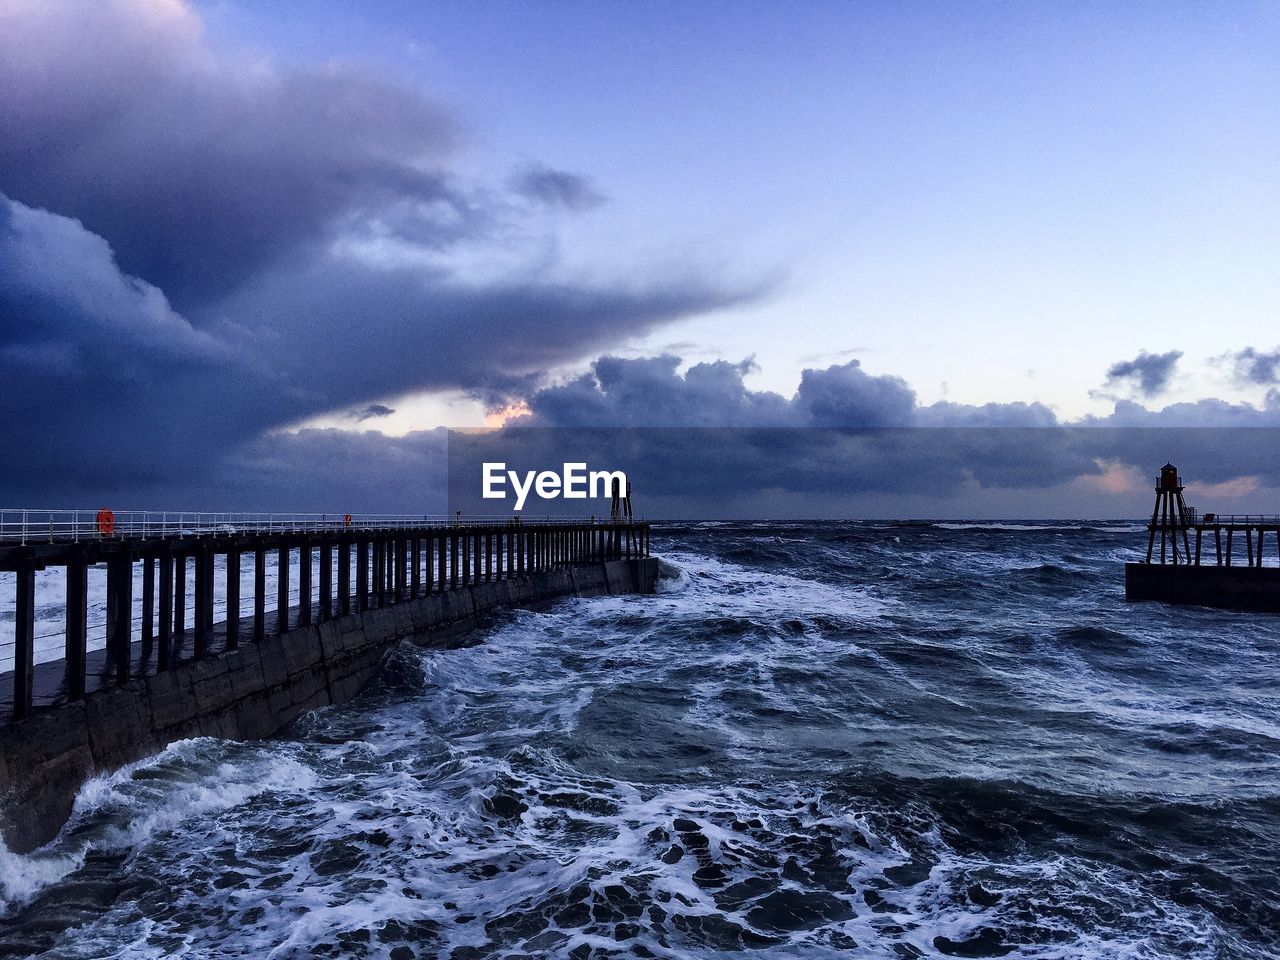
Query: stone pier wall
[[1124, 562, 1280, 612], [0, 557, 659, 853]]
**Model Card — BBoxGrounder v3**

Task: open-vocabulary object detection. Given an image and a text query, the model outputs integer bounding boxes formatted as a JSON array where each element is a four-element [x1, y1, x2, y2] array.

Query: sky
[[1, 0, 1278, 515]]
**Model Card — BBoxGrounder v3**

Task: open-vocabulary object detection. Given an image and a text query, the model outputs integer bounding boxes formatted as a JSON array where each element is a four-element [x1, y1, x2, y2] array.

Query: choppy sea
[[1, 521, 1278, 959]]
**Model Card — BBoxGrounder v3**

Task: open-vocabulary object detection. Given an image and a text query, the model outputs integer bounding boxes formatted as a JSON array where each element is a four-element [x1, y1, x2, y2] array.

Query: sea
[[0, 521, 1277, 959]]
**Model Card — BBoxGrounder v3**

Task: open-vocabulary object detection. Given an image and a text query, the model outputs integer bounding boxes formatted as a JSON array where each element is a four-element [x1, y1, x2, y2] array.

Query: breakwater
[[0, 516, 654, 852], [1123, 463, 1280, 611]]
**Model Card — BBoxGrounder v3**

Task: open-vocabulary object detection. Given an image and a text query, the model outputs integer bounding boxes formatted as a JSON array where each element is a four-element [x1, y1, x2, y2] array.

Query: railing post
[[65, 550, 88, 699], [226, 545, 241, 650], [106, 553, 132, 685], [277, 543, 291, 634], [13, 560, 36, 719]]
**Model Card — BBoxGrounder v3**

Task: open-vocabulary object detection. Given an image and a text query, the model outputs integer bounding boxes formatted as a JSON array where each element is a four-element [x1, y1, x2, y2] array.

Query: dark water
[[2, 522, 1279, 959]]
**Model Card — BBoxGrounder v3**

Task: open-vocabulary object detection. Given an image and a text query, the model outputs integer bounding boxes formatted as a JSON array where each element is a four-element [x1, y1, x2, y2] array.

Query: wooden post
[[193, 546, 209, 659], [65, 551, 88, 699], [158, 549, 173, 670], [437, 534, 446, 592], [298, 544, 312, 626], [141, 553, 155, 662], [106, 554, 132, 685], [173, 553, 187, 650], [13, 561, 36, 719], [320, 540, 333, 620], [277, 543, 291, 634], [253, 545, 266, 642], [226, 545, 241, 650]]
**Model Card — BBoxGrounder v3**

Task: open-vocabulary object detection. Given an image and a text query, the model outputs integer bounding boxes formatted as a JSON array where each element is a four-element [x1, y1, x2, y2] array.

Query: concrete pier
[[1124, 563, 1280, 613], [0, 515, 654, 853], [0, 555, 659, 853], [1124, 463, 1280, 611]]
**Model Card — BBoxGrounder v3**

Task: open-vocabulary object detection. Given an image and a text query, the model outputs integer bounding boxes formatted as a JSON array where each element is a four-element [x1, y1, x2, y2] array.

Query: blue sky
[[203, 0, 1280, 425], [1, 0, 1278, 511]]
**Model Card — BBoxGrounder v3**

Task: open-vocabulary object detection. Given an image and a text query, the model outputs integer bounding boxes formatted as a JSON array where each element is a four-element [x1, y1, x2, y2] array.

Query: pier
[[1125, 465, 1280, 611], [0, 511, 655, 851]]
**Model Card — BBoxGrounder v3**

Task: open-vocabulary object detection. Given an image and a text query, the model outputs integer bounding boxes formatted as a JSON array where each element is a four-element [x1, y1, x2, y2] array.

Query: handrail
[[0, 510, 641, 545]]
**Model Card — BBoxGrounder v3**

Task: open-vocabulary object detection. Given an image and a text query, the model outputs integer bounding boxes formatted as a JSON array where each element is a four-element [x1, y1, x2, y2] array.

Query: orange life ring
[[96, 508, 115, 536], [344, 513, 353, 527]]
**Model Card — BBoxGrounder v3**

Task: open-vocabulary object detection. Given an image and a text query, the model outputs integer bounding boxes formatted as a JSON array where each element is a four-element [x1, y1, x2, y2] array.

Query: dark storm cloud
[[1104, 350, 1182, 397], [1226, 347, 1280, 386], [0, 0, 761, 506], [438, 353, 1280, 518], [519, 355, 1047, 430], [0, 0, 463, 307], [0, 194, 755, 503], [511, 166, 607, 211]]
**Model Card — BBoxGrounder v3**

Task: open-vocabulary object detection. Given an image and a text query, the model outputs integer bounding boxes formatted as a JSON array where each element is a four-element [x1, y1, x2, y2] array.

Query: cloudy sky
[[1, 0, 1277, 514]]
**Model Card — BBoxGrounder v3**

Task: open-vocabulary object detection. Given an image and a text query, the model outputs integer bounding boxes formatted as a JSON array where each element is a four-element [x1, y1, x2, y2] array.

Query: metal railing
[[0, 510, 628, 544], [1197, 513, 1280, 525]]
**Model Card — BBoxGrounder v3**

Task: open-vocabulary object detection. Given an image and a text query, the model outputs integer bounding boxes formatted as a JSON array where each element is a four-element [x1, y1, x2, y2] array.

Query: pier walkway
[[0, 511, 651, 722]]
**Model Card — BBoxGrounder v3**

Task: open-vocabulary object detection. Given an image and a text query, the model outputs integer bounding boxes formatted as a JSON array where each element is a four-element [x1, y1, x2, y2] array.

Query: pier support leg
[[158, 550, 173, 670], [277, 544, 291, 634], [65, 552, 87, 700], [106, 555, 132, 685], [437, 535, 446, 592], [194, 546, 209, 659], [12, 562, 35, 719], [357, 541, 369, 612], [253, 546, 266, 643], [299, 545, 312, 626], [226, 546, 240, 650], [320, 541, 332, 620]]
